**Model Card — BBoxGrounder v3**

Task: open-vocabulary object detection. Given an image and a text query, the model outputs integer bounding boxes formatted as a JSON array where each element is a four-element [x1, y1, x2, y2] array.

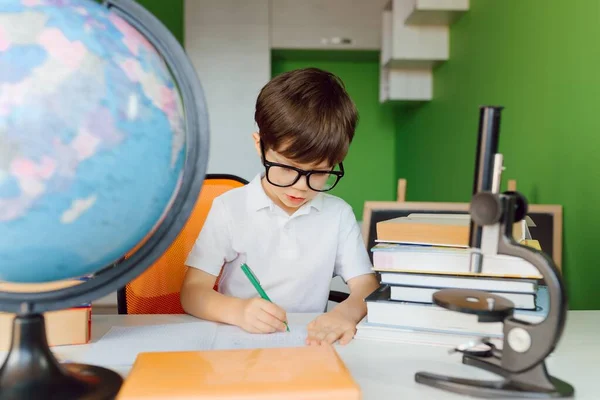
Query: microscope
[[414, 106, 575, 398]]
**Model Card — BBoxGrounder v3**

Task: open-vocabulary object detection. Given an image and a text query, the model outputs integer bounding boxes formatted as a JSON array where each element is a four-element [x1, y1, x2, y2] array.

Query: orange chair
[[117, 174, 248, 314]]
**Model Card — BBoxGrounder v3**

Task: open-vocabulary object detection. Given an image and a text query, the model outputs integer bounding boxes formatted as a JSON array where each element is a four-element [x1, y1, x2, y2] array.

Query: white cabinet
[[380, 66, 433, 102], [382, 0, 452, 68], [405, 0, 470, 25], [380, 0, 468, 102], [270, 0, 390, 50]]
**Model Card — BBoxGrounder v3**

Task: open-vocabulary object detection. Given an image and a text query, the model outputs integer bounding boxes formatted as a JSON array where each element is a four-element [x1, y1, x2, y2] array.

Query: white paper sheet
[[82, 322, 217, 366], [211, 324, 308, 350], [81, 321, 311, 366]]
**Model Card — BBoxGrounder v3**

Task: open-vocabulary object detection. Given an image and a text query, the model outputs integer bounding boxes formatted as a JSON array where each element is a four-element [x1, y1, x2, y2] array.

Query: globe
[[0, 0, 209, 398], [0, 0, 189, 283]]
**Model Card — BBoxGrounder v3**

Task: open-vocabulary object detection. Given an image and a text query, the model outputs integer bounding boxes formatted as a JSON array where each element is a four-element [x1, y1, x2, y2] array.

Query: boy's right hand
[[236, 298, 288, 334]]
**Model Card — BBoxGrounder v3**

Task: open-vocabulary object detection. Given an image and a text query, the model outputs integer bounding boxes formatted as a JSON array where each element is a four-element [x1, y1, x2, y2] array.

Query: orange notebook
[[117, 345, 361, 399]]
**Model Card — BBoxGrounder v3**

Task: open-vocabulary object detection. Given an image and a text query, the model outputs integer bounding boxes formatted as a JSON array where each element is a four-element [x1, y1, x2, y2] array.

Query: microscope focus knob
[[507, 327, 532, 353], [470, 192, 502, 226], [503, 190, 528, 222]]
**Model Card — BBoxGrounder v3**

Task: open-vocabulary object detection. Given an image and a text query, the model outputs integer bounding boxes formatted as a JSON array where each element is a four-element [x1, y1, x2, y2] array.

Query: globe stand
[[0, 314, 122, 400]]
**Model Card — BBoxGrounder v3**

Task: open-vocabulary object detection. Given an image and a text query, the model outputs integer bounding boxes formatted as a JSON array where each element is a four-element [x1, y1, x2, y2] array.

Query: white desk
[[24, 311, 600, 399]]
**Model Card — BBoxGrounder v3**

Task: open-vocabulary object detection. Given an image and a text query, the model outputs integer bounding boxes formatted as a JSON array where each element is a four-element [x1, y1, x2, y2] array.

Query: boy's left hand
[[305, 274, 379, 346], [306, 311, 356, 346]]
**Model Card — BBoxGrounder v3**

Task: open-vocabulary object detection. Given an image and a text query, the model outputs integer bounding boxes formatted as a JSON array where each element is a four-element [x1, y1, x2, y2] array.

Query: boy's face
[[252, 133, 332, 214]]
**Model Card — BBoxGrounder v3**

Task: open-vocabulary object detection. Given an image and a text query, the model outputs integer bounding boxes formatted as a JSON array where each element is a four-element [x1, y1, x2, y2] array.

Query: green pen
[[240, 263, 290, 332]]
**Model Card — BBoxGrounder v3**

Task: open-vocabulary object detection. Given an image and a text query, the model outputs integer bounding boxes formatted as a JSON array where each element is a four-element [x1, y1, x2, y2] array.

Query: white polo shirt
[[185, 173, 374, 313]]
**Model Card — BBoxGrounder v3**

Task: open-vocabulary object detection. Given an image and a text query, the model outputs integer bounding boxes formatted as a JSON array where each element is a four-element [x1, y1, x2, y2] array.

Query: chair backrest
[[118, 174, 248, 314]]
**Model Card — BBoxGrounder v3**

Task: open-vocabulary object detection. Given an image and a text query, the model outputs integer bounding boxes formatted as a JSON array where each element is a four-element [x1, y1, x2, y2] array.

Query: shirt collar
[[247, 173, 324, 214], [307, 192, 324, 211], [247, 173, 273, 211]]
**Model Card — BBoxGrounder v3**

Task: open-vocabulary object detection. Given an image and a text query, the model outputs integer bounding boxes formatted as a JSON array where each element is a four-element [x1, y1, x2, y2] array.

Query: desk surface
[[11, 311, 600, 399]]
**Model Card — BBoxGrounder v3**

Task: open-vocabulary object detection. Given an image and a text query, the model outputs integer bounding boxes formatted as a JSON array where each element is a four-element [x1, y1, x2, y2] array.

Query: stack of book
[[356, 213, 548, 347]]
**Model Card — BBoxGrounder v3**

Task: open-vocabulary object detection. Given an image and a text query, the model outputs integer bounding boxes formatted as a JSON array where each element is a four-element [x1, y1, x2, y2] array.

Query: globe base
[[0, 314, 122, 400]]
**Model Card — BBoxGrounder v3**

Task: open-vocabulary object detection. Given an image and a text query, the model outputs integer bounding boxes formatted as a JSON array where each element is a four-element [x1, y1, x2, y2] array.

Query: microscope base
[[415, 360, 574, 399]]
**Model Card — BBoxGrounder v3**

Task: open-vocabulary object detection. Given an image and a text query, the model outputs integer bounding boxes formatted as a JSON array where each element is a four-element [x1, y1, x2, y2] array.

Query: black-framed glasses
[[260, 141, 344, 192]]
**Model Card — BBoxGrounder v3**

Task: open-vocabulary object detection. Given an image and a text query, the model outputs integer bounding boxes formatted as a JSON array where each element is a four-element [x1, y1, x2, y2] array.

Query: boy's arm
[[180, 268, 288, 333], [329, 273, 379, 324], [306, 204, 379, 345], [181, 197, 287, 333], [180, 268, 243, 326]]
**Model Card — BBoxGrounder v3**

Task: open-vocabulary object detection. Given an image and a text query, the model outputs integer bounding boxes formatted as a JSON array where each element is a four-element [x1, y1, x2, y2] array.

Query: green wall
[[136, 0, 184, 44], [93, 0, 183, 44], [395, 0, 600, 309], [272, 51, 397, 219]]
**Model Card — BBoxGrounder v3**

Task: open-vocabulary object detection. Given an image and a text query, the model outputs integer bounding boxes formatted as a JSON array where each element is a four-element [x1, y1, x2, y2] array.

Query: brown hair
[[254, 67, 358, 166]]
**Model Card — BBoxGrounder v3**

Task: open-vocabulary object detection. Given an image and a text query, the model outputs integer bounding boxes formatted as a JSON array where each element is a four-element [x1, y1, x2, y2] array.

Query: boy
[[181, 68, 379, 345]]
